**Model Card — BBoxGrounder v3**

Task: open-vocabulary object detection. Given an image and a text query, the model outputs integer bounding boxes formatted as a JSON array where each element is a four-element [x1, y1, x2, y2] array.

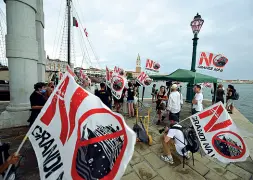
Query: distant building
[[125, 54, 142, 78], [74, 67, 106, 77], [45, 56, 74, 82]]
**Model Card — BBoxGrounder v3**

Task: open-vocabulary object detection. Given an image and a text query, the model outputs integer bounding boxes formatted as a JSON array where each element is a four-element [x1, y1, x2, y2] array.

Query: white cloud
[[22, 0, 253, 79]]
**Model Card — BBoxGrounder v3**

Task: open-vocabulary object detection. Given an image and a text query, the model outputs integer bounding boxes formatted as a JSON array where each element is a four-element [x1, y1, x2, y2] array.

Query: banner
[[190, 102, 249, 163], [110, 72, 127, 100], [197, 52, 228, 72], [201, 82, 212, 88], [114, 66, 125, 76], [136, 72, 152, 87], [145, 59, 160, 72], [106, 67, 113, 87], [28, 71, 136, 180]]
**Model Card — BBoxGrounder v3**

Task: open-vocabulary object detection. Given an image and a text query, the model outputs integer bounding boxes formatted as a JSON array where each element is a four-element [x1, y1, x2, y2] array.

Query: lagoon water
[[142, 82, 253, 123]]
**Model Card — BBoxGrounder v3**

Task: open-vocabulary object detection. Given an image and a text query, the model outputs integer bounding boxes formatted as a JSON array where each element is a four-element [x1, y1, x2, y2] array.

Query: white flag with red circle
[[136, 72, 153, 87], [190, 102, 249, 163], [145, 59, 160, 72], [110, 72, 127, 100], [27, 71, 136, 180]]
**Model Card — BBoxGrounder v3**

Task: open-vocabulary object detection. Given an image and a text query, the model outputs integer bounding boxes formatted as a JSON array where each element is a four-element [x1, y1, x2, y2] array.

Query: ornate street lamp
[[186, 13, 204, 102]]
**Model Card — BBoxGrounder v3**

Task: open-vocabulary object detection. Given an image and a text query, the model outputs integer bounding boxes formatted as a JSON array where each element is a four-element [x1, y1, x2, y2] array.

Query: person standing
[[192, 85, 203, 115], [97, 83, 111, 108], [151, 84, 157, 103], [167, 84, 181, 122], [226, 84, 235, 114], [28, 82, 47, 127], [126, 82, 135, 117], [215, 84, 225, 104], [156, 86, 168, 125]]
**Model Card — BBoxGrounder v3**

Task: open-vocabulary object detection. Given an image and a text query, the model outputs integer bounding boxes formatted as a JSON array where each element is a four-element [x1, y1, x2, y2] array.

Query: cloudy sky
[[1, 0, 253, 79]]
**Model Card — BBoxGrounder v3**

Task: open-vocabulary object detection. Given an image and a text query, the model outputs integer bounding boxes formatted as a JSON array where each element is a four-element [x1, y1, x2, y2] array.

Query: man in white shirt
[[192, 85, 203, 115], [160, 123, 189, 164], [167, 84, 181, 122]]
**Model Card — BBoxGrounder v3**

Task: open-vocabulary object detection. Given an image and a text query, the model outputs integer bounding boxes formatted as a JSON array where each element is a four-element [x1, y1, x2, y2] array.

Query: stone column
[[36, 0, 46, 82], [0, 0, 38, 128]]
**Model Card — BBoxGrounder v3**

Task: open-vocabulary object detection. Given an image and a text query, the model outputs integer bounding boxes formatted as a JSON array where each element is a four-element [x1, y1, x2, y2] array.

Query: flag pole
[[3, 135, 29, 180], [67, 0, 71, 66]]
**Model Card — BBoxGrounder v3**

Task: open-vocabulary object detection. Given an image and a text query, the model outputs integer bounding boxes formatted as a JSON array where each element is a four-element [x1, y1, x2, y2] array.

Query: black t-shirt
[[29, 91, 47, 125], [98, 89, 110, 105], [127, 87, 134, 101], [30, 91, 47, 109], [216, 89, 224, 100]]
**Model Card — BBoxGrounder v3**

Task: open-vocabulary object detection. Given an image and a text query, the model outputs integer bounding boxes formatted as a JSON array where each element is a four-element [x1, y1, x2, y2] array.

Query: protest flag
[[8, 71, 136, 180], [190, 102, 249, 163]]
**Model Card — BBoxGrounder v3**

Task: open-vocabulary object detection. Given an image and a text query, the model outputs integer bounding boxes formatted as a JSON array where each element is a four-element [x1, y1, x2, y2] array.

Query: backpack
[[233, 91, 239, 100], [170, 125, 200, 168]]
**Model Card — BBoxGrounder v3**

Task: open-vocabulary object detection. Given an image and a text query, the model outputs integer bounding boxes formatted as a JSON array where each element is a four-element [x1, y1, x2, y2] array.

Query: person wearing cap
[[166, 84, 181, 122]]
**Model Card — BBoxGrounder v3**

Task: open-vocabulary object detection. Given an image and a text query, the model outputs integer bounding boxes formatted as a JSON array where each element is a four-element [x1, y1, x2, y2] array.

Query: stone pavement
[[0, 100, 253, 179]]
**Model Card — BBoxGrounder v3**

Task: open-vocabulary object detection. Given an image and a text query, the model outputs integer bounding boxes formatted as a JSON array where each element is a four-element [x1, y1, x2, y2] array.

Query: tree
[[126, 72, 133, 79]]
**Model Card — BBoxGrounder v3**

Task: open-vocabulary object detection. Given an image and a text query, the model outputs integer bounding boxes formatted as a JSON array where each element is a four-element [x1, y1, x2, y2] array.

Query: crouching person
[[160, 123, 190, 164]]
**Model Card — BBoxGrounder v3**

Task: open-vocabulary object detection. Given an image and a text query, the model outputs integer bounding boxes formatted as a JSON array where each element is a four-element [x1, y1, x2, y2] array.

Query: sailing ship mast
[[67, 0, 71, 66]]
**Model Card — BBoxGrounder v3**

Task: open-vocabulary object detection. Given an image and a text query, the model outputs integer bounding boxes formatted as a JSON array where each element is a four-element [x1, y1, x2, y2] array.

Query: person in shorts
[[127, 82, 135, 117], [160, 123, 190, 164]]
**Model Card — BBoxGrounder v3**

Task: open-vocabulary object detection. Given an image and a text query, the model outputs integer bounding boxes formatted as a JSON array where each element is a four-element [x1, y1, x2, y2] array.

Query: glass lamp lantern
[[191, 13, 204, 35]]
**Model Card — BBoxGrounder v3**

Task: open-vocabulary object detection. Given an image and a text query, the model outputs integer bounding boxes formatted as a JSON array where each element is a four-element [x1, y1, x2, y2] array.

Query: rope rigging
[[72, 0, 101, 68]]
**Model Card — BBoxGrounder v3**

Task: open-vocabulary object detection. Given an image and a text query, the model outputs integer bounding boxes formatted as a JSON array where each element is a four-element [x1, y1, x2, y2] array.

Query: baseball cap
[[171, 84, 178, 89]]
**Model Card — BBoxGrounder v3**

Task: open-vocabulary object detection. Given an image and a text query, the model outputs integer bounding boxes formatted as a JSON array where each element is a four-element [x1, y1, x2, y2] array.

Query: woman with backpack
[[156, 86, 168, 125]]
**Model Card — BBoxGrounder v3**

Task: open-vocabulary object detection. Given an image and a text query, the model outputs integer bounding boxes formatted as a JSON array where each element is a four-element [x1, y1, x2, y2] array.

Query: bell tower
[[136, 53, 141, 73]]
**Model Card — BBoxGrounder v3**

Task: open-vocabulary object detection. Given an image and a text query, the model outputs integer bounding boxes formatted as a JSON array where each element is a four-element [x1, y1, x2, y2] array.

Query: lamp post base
[[186, 83, 195, 103]]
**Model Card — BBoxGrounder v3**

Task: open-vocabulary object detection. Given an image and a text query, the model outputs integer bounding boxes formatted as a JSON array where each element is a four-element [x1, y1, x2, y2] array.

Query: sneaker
[[160, 155, 174, 164], [185, 152, 191, 160], [156, 120, 161, 125]]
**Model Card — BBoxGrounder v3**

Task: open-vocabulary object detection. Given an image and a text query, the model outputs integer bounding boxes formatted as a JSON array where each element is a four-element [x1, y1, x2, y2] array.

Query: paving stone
[[186, 159, 209, 176], [207, 156, 229, 168], [130, 151, 144, 166], [223, 171, 242, 180], [235, 158, 253, 174], [206, 161, 226, 175], [135, 142, 152, 155], [151, 176, 164, 180], [194, 153, 210, 165], [124, 165, 133, 175], [152, 135, 162, 144], [226, 164, 252, 180], [121, 172, 141, 180], [205, 170, 224, 180], [133, 161, 157, 180], [149, 144, 163, 155], [144, 152, 166, 169], [157, 165, 205, 180]]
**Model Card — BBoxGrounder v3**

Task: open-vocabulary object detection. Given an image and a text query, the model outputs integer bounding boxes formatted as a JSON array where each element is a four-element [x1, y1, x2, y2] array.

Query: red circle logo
[[213, 54, 228, 68], [111, 75, 124, 92], [212, 131, 246, 159], [71, 108, 128, 180]]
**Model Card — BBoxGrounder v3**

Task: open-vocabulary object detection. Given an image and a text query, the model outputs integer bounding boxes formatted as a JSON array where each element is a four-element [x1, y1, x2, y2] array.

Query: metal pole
[[186, 33, 199, 102], [190, 33, 199, 72], [67, 0, 71, 66]]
